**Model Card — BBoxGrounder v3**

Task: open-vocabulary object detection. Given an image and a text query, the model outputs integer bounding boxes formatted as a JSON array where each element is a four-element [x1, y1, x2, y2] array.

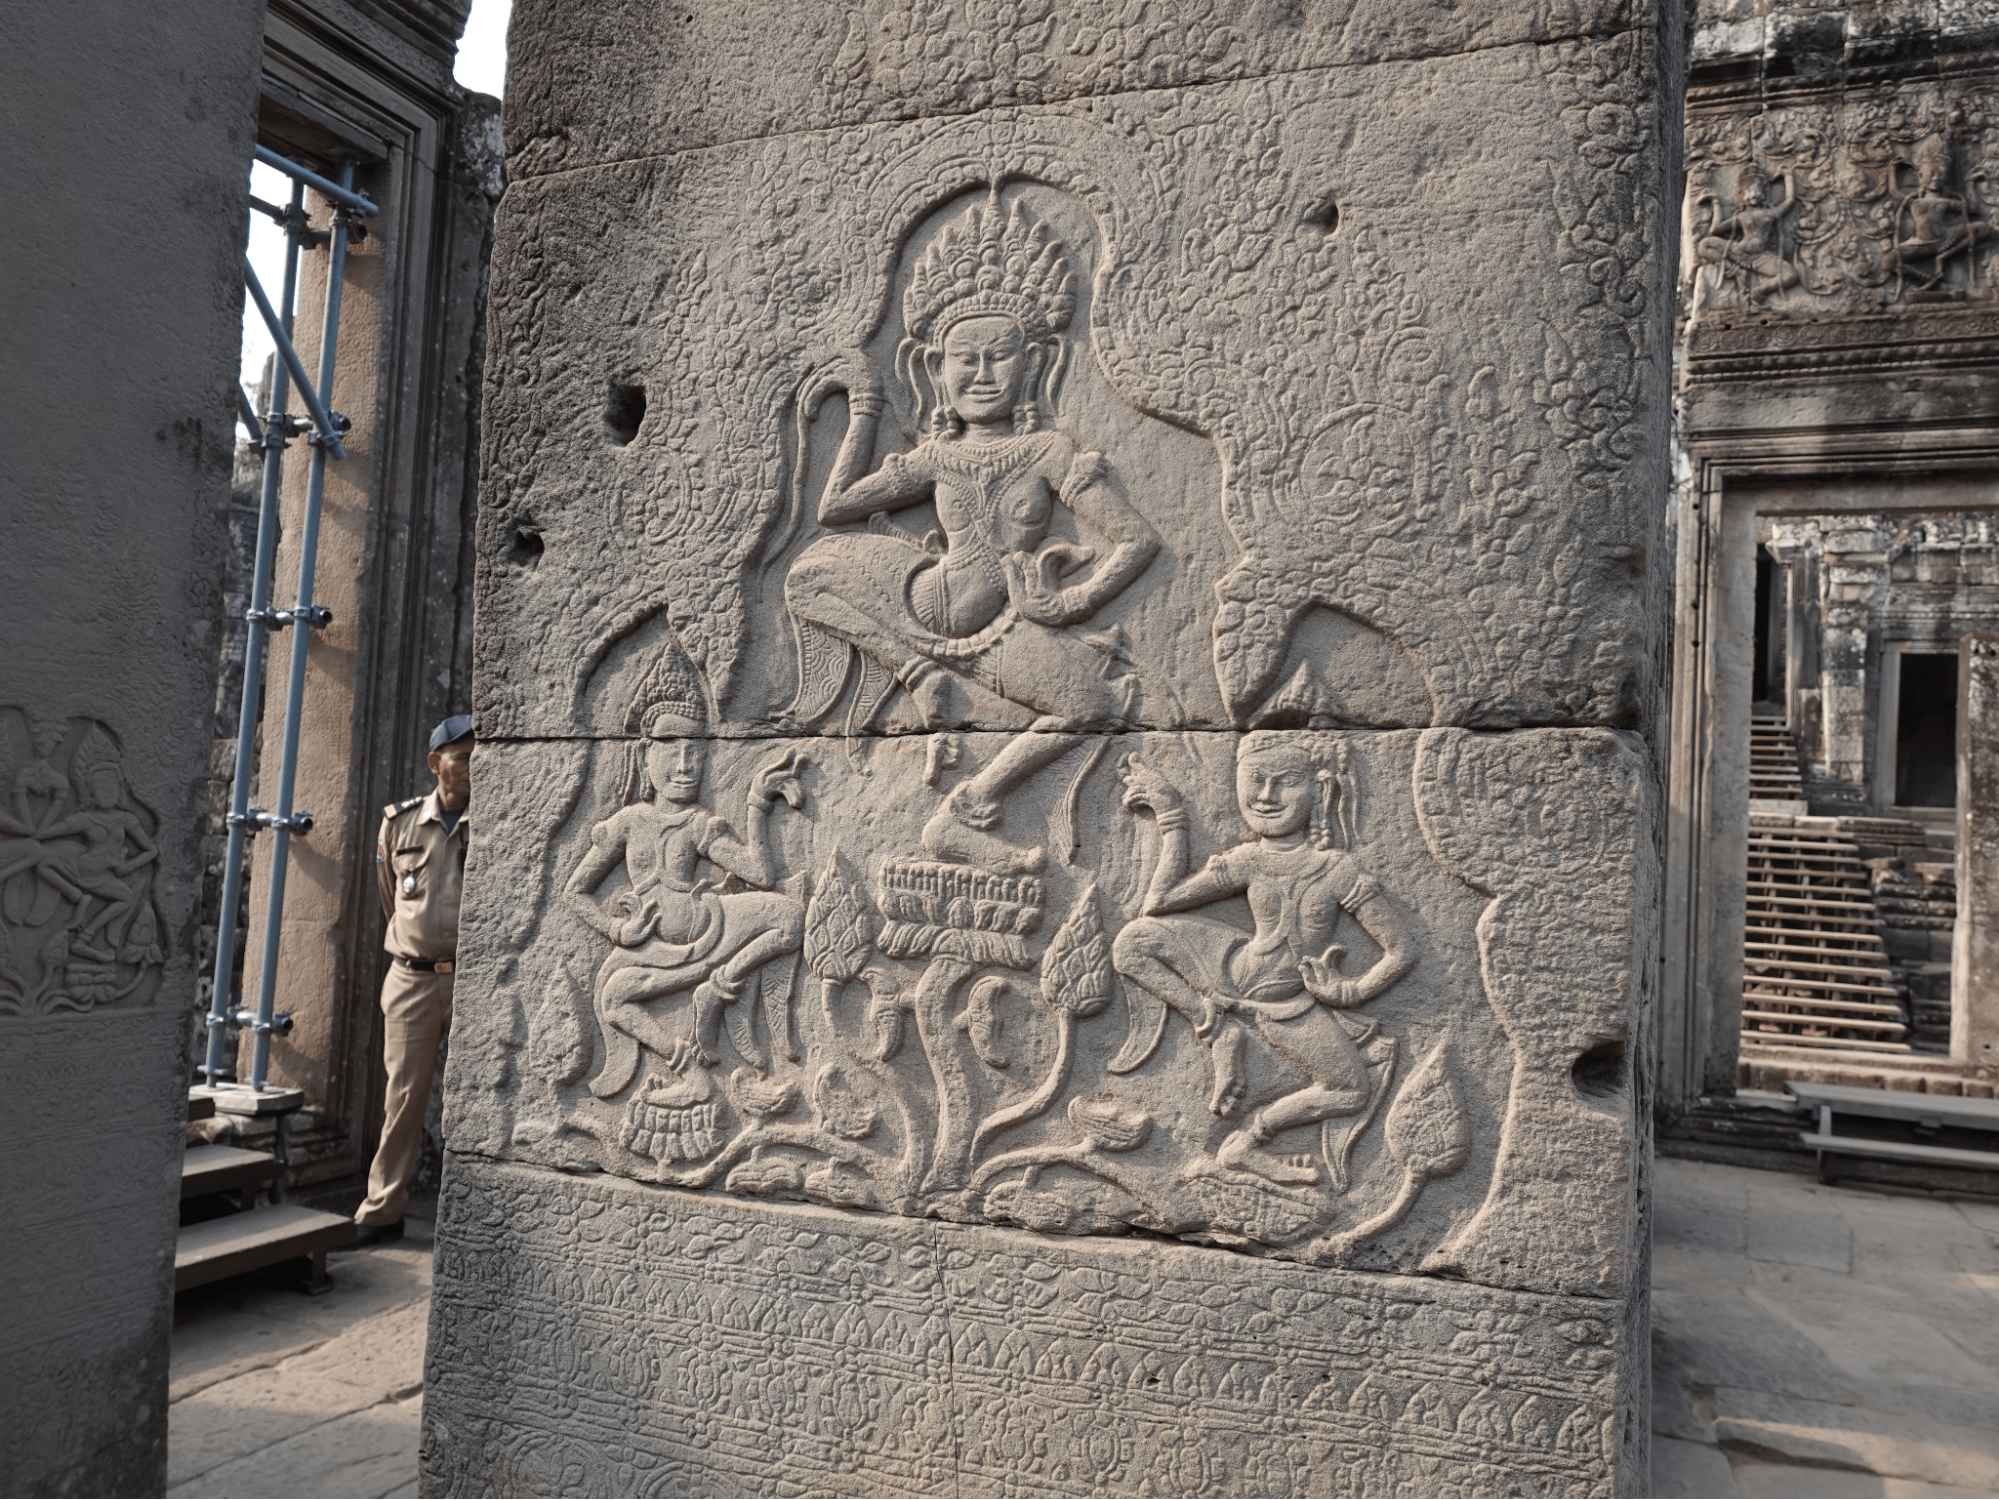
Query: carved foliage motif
[[476, 59, 1663, 740], [1686, 78, 1999, 315], [423, 1162, 1625, 1498], [0, 708, 164, 1015]]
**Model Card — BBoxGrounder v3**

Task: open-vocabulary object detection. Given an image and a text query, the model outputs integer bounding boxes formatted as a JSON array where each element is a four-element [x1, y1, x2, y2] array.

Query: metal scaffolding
[[202, 149, 378, 1092]]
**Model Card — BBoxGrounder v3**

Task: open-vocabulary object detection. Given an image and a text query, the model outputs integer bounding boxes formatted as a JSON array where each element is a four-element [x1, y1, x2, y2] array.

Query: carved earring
[[1313, 769, 1338, 850], [1013, 402, 1039, 434]]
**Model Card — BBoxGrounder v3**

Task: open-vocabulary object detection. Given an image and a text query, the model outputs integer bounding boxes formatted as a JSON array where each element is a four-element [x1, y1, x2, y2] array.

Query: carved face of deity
[[935, 315, 1040, 428], [647, 737, 708, 804], [1236, 746, 1319, 843]]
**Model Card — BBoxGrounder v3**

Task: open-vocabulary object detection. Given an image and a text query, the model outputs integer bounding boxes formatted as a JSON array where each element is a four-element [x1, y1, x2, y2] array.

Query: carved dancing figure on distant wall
[[783, 193, 1160, 874], [1111, 734, 1414, 1187], [1694, 166, 1801, 304], [567, 653, 807, 1099], [1894, 132, 1994, 296], [31, 725, 158, 963]]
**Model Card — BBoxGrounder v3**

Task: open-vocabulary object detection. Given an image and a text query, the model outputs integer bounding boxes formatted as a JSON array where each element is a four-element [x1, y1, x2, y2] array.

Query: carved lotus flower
[[1067, 1093, 1151, 1153], [728, 1067, 799, 1121], [804, 850, 876, 983], [1384, 1043, 1470, 1182], [1039, 883, 1114, 1018]]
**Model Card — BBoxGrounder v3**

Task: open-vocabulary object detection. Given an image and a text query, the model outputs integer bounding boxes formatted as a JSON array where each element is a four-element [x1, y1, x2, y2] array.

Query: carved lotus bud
[[728, 1067, 800, 1122], [804, 850, 876, 983], [1039, 883, 1114, 1018], [1067, 1093, 1151, 1153], [1383, 1043, 1470, 1183], [810, 1064, 880, 1141]]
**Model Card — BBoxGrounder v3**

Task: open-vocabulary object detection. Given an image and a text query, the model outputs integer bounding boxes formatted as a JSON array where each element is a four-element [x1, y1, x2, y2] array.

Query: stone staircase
[[1741, 821, 1910, 1056], [1749, 714, 1807, 805]]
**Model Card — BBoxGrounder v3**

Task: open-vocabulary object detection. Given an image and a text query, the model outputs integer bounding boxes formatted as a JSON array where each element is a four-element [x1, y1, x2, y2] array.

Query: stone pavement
[[164, 1169, 1999, 1498], [1652, 1156, 1999, 1498], [167, 1213, 434, 1499]]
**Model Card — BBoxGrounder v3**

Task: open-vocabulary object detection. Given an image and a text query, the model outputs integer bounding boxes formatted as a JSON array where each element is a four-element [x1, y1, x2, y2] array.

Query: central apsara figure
[[784, 194, 1160, 873]]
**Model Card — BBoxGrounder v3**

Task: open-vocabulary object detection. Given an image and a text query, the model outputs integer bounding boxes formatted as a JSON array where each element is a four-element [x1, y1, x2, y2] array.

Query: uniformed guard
[[351, 715, 472, 1246]]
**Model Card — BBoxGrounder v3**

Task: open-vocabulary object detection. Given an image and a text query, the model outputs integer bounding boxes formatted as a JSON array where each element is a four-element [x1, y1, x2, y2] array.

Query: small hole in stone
[[1305, 195, 1340, 234], [1571, 1037, 1626, 1099], [508, 524, 544, 567], [604, 381, 646, 446]]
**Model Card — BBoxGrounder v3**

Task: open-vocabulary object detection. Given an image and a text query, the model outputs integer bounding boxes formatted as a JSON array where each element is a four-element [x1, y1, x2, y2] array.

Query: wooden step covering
[[1738, 760, 1910, 1051], [175, 1204, 354, 1293], [182, 1144, 280, 1200]]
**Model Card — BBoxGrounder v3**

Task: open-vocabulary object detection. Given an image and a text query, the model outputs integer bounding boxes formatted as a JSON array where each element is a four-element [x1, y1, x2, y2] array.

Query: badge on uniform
[[402, 873, 417, 894]]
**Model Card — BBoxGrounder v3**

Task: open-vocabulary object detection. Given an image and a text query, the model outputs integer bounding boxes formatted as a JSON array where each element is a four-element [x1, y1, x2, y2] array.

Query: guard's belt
[[393, 955, 455, 974]]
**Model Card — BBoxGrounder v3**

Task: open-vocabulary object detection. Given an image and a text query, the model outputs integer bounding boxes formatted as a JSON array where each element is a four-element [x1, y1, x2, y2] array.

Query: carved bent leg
[[690, 892, 805, 1065], [1217, 1005, 1374, 1186], [922, 622, 1136, 873], [1109, 915, 1249, 1118]]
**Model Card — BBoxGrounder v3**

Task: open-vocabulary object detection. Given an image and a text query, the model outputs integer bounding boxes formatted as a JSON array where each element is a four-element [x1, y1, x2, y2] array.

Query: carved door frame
[[1660, 425, 1999, 1111]]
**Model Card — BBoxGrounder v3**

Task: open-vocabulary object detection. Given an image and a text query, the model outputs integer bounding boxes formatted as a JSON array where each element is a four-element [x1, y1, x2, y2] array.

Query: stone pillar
[[0, 3, 264, 1492], [424, 4, 1678, 1493], [1956, 636, 1999, 1075]]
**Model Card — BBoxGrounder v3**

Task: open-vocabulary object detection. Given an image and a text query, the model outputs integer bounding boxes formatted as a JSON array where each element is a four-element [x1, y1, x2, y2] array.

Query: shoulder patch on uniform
[[383, 796, 423, 820]]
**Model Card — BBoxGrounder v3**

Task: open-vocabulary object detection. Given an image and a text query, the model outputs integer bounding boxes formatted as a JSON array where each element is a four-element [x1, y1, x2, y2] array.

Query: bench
[[1787, 1079, 1999, 1180]]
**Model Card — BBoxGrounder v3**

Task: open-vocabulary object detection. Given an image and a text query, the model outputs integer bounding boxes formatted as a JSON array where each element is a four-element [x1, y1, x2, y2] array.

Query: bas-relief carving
[[476, 58, 1663, 744], [422, 1162, 1629, 1498], [1686, 80, 1999, 317], [469, 715, 1644, 1293], [435, 25, 1662, 1500], [454, 102, 1654, 1297], [0, 708, 165, 1014]]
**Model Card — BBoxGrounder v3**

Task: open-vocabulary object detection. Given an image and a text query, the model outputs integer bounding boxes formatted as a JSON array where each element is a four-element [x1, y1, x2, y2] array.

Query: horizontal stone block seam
[[432, 1144, 1636, 1302], [463, 724, 1658, 747], [503, 19, 1668, 187]]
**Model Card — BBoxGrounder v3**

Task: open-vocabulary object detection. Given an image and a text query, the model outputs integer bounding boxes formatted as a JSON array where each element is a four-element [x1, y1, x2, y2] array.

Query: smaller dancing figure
[[1693, 165, 1801, 305], [568, 653, 807, 1099], [1111, 735, 1414, 1187]]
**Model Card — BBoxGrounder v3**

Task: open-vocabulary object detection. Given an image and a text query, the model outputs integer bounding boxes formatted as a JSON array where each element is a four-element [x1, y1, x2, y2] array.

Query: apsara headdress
[[629, 641, 707, 738], [903, 195, 1077, 346]]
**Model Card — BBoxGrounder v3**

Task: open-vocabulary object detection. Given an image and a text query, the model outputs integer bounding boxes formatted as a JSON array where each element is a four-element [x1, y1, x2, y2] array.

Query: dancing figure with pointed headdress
[[566, 650, 808, 1099], [782, 194, 1160, 874]]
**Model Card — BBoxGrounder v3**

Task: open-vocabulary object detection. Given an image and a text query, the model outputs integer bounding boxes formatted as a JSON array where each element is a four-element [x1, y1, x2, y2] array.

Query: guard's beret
[[429, 714, 475, 752]]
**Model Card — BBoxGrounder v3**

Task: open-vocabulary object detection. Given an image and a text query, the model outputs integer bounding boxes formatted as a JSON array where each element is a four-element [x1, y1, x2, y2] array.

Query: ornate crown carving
[[630, 642, 707, 737], [903, 196, 1077, 346]]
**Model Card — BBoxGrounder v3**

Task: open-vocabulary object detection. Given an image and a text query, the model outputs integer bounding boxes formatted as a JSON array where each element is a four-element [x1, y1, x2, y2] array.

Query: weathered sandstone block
[[427, 1, 1676, 1492]]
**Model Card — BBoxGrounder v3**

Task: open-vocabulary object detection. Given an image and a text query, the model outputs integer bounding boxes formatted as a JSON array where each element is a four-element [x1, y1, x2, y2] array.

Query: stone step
[[1745, 937, 1887, 957], [174, 1204, 353, 1293], [1743, 964, 1895, 988], [1742, 1030, 1913, 1054], [1742, 1009, 1907, 1035], [1743, 975, 1902, 1000], [181, 1143, 280, 1200]]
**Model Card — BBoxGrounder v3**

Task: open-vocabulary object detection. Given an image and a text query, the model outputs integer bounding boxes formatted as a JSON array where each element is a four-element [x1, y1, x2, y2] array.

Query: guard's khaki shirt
[[376, 791, 468, 961]]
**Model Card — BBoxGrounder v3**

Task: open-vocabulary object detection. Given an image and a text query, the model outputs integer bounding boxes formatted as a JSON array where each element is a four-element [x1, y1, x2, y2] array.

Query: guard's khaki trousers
[[356, 962, 454, 1226]]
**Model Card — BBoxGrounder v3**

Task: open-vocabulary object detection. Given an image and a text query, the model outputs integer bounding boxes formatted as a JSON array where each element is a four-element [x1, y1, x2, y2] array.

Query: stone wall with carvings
[[423, 2, 1677, 1493], [1682, 1, 1999, 377], [0, 4, 267, 1491]]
